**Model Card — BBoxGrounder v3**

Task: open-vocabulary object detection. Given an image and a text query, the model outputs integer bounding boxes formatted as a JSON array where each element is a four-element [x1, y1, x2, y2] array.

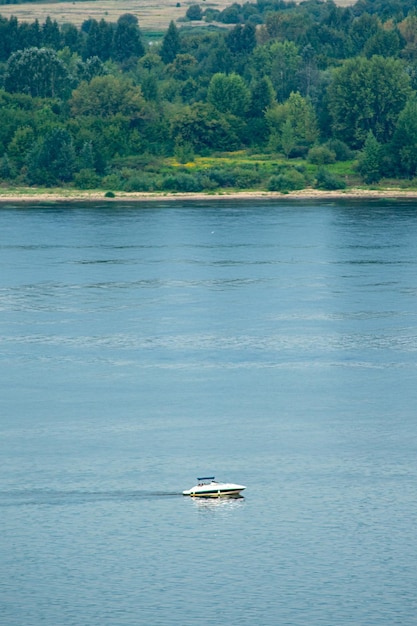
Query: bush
[[101, 173, 123, 190], [268, 169, 306, 192], [199, 175, 218, 191], [203, 8, 220, 22], [218, 5, 241, 23], [160, 172, 204, 192], [288, 145, 309, 159], [307, 145, 336, 165], [233, 167, 262, 188], [207, 168, 238, 187], [206, 165, 262, 189], [73, 168, 101, 189], [325, 139, 355, 162], [248, 14, 263, 24], [123, 175, 154, 192], [315, 168, 346, 190], [186, 4, 203, 20]]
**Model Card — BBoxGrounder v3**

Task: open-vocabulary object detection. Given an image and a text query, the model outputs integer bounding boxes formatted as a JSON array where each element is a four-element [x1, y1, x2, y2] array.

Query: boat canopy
[[197, 476, 215, 481]]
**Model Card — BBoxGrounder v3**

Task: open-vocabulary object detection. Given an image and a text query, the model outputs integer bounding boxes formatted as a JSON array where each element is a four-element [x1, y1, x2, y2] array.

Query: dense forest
[[0, 0, 417, 193]]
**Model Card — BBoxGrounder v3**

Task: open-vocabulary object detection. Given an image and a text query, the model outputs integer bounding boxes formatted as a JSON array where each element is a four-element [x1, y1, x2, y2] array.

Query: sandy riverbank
[[1, 188, 417, 203]]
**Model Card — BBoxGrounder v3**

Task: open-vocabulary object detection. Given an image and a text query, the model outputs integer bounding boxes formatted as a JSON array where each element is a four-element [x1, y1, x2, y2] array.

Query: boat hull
[[183, 482, 246, 498]]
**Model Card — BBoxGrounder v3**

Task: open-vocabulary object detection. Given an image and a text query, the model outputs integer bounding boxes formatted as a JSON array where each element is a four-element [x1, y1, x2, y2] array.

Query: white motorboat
[[183, 477, 246, 498]]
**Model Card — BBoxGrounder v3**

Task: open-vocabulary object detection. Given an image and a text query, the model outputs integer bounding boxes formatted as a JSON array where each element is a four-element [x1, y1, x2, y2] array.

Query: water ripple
[[0, 489, 182, 507]]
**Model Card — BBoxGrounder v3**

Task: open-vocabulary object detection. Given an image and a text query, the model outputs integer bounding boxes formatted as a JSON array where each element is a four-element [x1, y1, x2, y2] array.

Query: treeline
[[0, 0, 417, 191], [194, 0, 416, 26], [0, 14, 144, 63]]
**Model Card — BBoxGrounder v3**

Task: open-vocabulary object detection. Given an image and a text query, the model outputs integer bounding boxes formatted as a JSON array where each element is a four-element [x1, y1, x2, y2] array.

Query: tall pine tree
[[160, 21, 180, 64], [113, 14, 145, 63]]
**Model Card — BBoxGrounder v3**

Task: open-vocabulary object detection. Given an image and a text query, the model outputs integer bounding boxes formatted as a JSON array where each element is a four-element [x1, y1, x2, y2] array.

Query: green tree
[[113, 14, 145, 63], [33, 103, 62, 136], [81, 56, 106, 82], [170, 103, 240, 152], [0, 15, 18, 62], [218, 4, 241, 24], [186, 5, 203, 21], [327, 55, 412, 148], [4, 47, 72, 98], [69, 114, 132, 160], [140, 74, 159, 102], [226, 23, 257, 55], [299, 43, 319, 98], [0, 91, 55, 154], [266, 91, 319, 154], [390, 96, 417, 177], [280, 118, 296, 157], [203, 38, 233, 75], [77, 140, 96, 170], [363, 27, 401, 58], [168, 53, 197, 80], [84, 19, 114, 61], [70, 75, 145, 118], [398, 14, 417, 61], [18, 20, 42, 50], [61, 23, 83, 54], [358, 130, 383, 183], [269, 41, 302, 102], [27, 127, 76, 185], [263, 11, 310, 43], [160, 21, 181, 64], [0, 154, 16, 180], [57, 46, 82, 78], [7, 126, 36, 170], [248, 76, 275, 118], [207, 72, 250, 116], [138, 52, 165, 74], [246, 76, 275, 145], [348, 14, 380, 55], [303, 23, 348, 64], [42, 16, 61, 50]]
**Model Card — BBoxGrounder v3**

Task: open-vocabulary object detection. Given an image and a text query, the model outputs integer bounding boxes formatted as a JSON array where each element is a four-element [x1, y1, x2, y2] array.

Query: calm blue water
[[1, 199, 417, 626]]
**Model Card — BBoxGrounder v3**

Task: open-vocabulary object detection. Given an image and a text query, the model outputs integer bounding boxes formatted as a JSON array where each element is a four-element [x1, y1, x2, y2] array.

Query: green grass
[[1, 151, 413, 197], [107, 150, 416, 194]]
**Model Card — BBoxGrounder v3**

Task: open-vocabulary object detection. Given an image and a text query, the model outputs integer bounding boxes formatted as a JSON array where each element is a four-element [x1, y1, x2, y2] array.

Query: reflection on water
[[190, 495, 246, 513]]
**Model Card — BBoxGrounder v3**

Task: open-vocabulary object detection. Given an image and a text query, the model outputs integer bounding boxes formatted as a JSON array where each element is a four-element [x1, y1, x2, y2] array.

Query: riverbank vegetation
[[1, 0, 417, 194]]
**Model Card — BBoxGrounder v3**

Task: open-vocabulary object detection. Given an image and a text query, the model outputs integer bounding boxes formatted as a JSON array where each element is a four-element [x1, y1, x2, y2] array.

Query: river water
[[1, 199, 417, 625]]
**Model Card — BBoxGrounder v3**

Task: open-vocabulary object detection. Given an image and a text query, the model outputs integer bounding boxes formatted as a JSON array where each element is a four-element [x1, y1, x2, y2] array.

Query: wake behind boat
[[183, 477, 246, 498]]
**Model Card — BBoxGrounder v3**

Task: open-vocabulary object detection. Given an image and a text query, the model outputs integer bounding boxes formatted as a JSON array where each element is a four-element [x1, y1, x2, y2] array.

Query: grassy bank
[[65, 151, 360, 195], [2, 151, 417, 201]]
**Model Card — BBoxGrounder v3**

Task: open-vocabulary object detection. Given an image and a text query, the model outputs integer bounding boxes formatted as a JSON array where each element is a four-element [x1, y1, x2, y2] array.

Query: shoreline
[[1, 188, 417, 203]]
